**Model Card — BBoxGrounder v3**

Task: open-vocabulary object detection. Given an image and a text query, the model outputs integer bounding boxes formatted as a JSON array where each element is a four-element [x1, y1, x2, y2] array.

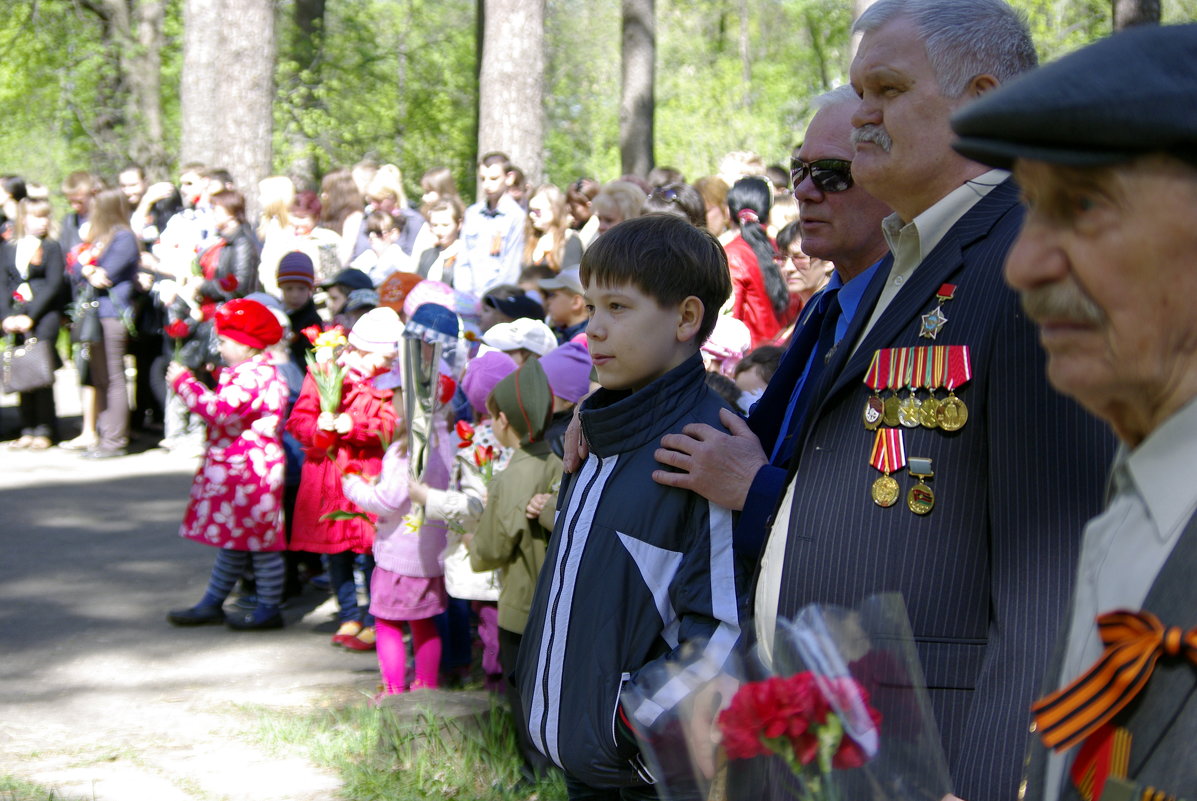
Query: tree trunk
[[289, 0, 325, 188], [181, 0, 276, 216], [1113, 0, 1160, 30], [620, 0, 654, 178], [96, 0, 168, 177], [477, 0, 545, 190]]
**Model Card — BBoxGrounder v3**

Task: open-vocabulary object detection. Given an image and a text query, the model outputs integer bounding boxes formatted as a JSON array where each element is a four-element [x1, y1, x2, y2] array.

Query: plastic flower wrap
[[304, 325, 348, 416], [620, 594, 952, 801]]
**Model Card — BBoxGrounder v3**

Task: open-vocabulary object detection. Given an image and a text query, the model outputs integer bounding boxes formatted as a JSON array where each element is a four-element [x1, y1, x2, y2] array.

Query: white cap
[[348, 307, 404, 355], [482, 318, 558, 356]]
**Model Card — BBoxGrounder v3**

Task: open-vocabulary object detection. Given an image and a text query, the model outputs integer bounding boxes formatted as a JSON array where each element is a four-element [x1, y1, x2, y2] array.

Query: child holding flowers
[[410, 350, 518, 691], [286, 306, 402, 650], [342, 385, 453, 695], [165, 298, 290, 630]]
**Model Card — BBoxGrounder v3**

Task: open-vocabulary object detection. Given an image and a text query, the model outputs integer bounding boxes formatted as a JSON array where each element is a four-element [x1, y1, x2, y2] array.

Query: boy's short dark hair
[[479, 151, 511, 172], [580, 214, 731, 343], [704, 371, 742, 408], [735, 345, 784, 383]]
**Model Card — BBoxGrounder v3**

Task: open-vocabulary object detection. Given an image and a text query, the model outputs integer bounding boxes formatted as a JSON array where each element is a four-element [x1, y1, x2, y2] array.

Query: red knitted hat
[[215, 298, 283, 350]]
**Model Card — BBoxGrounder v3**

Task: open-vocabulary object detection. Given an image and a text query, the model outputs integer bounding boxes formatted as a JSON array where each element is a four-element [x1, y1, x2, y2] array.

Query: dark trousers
[[326, 549, 374, 625], [436, 596, 474, 671], [93, 316, 129, 451], [499, 626, 555, 780], [563, 775, 660, 801], [18, 385, 57, 439], [129, 330, 164, 426]]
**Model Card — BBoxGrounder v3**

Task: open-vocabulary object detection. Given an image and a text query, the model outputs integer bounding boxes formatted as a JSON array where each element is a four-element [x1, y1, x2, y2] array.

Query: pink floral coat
[[172, 354, 288, 551]]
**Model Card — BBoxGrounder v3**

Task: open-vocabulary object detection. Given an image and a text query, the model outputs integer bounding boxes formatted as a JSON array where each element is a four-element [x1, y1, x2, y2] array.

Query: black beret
[[951, 23, 1197, 168]]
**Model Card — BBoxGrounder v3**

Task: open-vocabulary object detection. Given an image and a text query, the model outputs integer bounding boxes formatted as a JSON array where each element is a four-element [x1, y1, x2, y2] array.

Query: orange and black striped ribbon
[[1032, 610, 1197, 751]]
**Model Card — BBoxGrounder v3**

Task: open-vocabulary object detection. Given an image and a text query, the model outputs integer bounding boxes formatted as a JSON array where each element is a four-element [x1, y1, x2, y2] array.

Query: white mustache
[[852, 124, 893, 152], [1020, 282, 1105, 327]]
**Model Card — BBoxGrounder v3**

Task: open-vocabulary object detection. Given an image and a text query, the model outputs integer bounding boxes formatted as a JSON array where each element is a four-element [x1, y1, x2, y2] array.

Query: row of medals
[[864, 389, 969, 514], [863, 388, 968, 432]]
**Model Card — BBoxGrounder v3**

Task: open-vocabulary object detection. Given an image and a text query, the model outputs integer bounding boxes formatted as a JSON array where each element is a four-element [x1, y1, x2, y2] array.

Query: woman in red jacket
[[723, 177, 790, 347]]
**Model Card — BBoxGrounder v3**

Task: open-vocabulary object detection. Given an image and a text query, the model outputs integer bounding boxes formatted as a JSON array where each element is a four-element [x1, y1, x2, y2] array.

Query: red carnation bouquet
[[619, 594, 952, 801]]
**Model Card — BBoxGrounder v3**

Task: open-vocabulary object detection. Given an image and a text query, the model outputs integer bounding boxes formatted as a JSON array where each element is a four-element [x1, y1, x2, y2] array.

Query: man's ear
[[965, 73, 1000, 99], [677, 296, 705, 343]]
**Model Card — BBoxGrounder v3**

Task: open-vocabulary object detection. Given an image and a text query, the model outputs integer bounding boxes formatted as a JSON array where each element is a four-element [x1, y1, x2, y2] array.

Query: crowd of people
[[6, 1, 1197, 800]]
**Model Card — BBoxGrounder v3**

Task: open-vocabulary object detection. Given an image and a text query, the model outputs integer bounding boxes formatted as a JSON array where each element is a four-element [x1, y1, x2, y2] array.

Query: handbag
[[1, 336, 55, 393], [71, 286, 102, 344]]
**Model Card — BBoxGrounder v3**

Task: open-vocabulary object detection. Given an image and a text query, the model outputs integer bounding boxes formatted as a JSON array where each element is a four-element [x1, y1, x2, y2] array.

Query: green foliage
[[0, 775, 88, 801], [0, 0, 185, 193], [273, 0, 478, 201], [654, 0, 855, 178], [251, 697, 567, 801], [2, 0, 1196, 213]]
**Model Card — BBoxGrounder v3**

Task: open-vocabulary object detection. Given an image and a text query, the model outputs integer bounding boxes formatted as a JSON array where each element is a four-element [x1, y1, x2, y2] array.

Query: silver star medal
[[920, 304, 948, 339]]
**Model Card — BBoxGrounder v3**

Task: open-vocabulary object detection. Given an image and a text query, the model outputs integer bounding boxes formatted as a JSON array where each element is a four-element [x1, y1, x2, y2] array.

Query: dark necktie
[[771, 286, 842, 467]]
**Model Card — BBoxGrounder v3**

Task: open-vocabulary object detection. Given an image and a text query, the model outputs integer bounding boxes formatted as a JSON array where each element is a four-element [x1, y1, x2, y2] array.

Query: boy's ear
[[676, 296, 705, 343], [569, 292, 586, 311]]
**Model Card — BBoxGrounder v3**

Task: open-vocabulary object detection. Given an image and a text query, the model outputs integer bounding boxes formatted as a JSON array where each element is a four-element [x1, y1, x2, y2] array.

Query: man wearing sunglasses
[[654, 85, 892, 554]]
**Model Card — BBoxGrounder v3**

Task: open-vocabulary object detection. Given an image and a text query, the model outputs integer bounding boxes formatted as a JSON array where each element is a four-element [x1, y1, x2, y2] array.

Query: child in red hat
[[165, 298, 291, 630]]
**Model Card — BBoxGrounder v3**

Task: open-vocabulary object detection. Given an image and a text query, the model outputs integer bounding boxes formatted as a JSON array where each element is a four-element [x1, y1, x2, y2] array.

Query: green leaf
[[319, 510, 372, 522]]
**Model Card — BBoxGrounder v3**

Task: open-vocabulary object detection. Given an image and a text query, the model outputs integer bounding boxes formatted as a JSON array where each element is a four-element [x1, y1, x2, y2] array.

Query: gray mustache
[[851, 124, 893, 152], [1020, 283, 1105, 326]]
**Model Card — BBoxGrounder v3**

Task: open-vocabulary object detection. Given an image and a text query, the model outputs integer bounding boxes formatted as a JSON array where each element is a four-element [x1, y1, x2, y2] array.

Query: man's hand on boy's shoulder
[[652, 408, 767, 512], [562, 404, 587, 472]]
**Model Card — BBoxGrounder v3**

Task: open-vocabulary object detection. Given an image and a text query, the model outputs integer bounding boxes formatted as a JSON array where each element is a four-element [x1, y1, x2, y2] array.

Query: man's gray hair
[[854, 0, 1037, 97], [811, 85, 860, 113]]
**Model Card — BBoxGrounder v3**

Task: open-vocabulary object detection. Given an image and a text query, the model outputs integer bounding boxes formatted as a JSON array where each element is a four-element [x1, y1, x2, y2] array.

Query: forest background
[[3, 0, 1194, 210]]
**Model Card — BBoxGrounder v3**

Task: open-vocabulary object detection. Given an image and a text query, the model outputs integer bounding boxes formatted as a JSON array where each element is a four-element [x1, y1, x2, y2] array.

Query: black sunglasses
[[790, 158, 854, 194]]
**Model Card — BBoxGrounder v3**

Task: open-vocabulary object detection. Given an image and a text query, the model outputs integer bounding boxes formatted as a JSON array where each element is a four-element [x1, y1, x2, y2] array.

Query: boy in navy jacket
[[518, 215, 748, 798]]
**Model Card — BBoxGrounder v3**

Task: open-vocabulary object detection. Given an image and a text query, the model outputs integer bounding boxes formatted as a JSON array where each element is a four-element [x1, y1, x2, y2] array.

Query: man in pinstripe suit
[[659, 1, 1116, 798]]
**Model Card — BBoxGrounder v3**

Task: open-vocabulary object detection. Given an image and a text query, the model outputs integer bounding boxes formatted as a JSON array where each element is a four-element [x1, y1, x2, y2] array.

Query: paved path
[[0, 375, 383, 800]]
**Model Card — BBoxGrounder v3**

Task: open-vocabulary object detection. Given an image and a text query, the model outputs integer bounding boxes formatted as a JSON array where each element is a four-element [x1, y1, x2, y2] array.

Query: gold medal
[[869, 429, 906, 508], [919, 395, 941, 428], [872, 475, 900, 507], [863, 394, 884, 430], [899, 394, 922, 428], [907, 481, 935, 514], [936, 393, 968, 432], [883, 395, 901, 427], [907, 456, 935, 515]]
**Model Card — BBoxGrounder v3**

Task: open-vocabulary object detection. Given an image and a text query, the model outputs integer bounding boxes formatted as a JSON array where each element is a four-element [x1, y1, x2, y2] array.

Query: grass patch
[[0, 776, 90, 801], [250, 694, 567, 801]]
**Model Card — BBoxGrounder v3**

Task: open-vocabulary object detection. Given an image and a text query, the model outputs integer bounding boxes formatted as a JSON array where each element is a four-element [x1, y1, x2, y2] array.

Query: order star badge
[[920, 305, 948, 339], [918, 284, 958, 340]]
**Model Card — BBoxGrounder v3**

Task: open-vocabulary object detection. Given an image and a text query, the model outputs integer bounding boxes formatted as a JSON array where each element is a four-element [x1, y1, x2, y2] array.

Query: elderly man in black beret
[[953, 22, 1197, 801]]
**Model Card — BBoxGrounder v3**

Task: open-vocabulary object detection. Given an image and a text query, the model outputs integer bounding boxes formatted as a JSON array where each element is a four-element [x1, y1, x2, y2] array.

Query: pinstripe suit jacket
[[769, 180, 1117, 801], [1022, 511, 1197, 801]]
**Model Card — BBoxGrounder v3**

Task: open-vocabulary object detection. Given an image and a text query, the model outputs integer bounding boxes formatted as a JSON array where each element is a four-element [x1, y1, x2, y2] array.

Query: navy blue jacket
[[518, 354, 748, 788]]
